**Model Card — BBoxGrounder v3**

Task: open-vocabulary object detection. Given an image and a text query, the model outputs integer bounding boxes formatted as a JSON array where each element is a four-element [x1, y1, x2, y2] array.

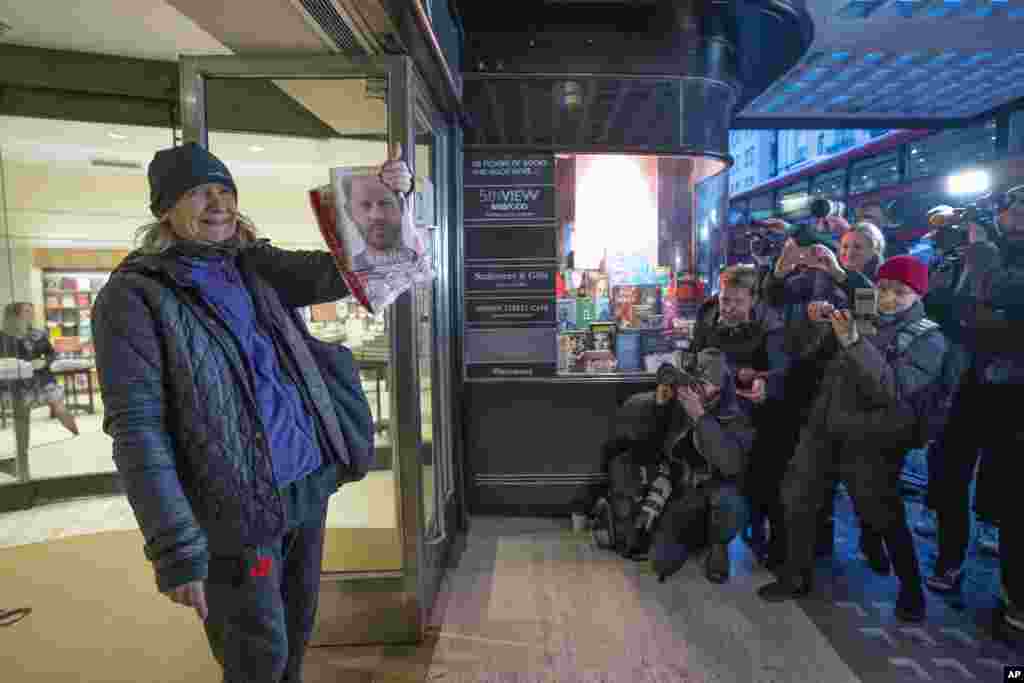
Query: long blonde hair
[[847, 221, 887, 259], [134, 210, 259, 254]]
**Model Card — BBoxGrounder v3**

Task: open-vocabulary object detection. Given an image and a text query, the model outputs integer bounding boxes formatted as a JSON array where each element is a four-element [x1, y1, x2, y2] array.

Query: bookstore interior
[[553, 154, 727, 376]]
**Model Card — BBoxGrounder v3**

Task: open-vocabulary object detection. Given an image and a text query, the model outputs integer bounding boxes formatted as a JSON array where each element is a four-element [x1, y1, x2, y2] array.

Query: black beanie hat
[[148, 143, 238, 217]]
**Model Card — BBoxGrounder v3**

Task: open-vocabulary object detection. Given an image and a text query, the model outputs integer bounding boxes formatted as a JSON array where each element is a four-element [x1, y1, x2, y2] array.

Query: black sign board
[[464, 225, 558, 262], [465, 265, 555, 294], [466, 298, 556, 327], [463, 151, 558, 380], [464, 185, 555, 223]]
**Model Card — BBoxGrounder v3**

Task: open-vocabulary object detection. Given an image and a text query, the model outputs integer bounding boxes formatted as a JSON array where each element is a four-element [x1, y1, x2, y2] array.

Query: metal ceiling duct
[[456, 0, 814, 162]]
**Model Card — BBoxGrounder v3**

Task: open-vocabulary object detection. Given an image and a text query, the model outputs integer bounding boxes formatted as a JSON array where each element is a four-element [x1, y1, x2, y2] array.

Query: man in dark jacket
[[918, 223, 1000, 540], [641, 350, 756, 584], [758, 256, 946, 623], [927, 185, 1024, 636], [92, 142, 411, 683], [690, 265, 790, 567]]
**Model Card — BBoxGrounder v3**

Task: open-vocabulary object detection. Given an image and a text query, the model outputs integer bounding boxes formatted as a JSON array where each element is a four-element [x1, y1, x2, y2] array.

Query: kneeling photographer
[[758, 256, 948, 624], [644, 351, 756, 585], [927, 185, 1024, 636]]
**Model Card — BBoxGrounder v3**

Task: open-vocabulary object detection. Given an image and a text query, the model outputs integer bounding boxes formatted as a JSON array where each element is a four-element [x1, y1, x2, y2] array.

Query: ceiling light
[[947, 169, 990, 196], [249, 145, 265, 153], [108, 132, 127, 140]]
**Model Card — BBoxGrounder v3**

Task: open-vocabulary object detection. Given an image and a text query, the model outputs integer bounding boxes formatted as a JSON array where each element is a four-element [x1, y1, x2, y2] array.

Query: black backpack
[[591, 454, 659, 558], [886, 318, 959, 449]]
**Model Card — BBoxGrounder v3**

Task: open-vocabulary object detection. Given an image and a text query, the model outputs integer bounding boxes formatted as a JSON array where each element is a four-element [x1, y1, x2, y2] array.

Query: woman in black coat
[[1, 302, 79, 435]]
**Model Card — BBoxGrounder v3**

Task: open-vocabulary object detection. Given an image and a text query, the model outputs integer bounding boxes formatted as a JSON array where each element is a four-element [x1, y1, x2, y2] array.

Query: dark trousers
[[745, 406, 801, 557], [781, 428, 922, 590], [661, 481, 748, 547], [202, 499, 329, 683], [930, 373, 1022, 606], [651, 480, 747, 577]]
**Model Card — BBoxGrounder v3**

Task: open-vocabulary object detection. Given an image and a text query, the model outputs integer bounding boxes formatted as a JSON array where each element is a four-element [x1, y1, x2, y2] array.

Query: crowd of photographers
[[593, 186, 1024, 634]]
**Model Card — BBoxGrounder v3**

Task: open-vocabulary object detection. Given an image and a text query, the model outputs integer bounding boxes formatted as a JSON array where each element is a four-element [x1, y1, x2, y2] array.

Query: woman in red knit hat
[[759, 253, 949, 623]]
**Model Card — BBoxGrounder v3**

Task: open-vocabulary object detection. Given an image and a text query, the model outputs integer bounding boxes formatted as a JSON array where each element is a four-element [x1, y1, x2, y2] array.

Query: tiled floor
[[2, 426, 1020, 681], [302, 501, 1021, 682], [0, 410, 115, 482], [1, 491, 1020, 682]]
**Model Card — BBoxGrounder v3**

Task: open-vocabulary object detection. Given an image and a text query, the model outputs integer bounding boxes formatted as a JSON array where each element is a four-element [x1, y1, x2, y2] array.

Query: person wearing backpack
[[590, 362, 693, 560], [927, 185, 1024, 636], [689, 265, 791, 569], [758, 255, 947, 623]]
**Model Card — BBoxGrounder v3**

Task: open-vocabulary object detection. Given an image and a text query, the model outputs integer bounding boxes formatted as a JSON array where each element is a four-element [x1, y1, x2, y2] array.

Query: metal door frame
[[179, 53, 443, 644]]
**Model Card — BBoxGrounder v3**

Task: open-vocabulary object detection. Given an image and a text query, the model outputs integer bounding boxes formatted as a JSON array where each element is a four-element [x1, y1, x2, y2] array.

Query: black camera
[[659, 353, 707, 391], [747, 227, 785, 262], [927, 202, 997, 254], [658, 362, 703, 391], [810, 198, 846, 220]]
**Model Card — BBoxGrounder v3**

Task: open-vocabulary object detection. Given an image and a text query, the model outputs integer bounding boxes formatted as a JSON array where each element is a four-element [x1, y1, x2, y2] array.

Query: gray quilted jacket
[[793, 301, 948, 444], [92, 239, 350, 591]]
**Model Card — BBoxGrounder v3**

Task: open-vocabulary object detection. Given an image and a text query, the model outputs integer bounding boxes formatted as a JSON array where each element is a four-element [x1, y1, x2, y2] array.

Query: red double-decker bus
[[720, 121, 1024, 268]]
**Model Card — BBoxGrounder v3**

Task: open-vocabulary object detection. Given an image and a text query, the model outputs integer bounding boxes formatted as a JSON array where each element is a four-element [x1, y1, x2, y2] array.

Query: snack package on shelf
[[582, 350, 617, 374], [558, 331, 589, 373], [644, 351, 678, 374], [615, 330, 643, 371], [576, 297, 596, 328], [308, 164, 434, 314], [590, 322, 617, 353], [557, 298, 577, 332]]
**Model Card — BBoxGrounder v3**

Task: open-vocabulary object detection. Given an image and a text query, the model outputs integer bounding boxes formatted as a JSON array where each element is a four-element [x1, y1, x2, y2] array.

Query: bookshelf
[[42, 270, 110, 393]]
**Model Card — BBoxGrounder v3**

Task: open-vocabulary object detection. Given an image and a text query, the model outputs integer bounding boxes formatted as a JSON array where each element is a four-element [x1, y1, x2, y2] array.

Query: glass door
[[410, 72, 457, 617], [179, 54, 451, 645]]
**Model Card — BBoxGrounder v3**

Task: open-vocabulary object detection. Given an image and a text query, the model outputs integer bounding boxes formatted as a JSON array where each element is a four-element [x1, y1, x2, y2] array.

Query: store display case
[[463, 152, 718, 382]]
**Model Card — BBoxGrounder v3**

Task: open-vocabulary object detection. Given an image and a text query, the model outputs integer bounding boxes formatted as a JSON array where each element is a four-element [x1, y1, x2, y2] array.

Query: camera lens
[[810, 198, 832, 219]]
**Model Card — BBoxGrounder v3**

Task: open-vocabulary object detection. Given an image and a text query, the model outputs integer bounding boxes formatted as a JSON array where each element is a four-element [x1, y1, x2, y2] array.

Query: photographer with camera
[[916, 204, 1000, 541], [623, 351, 755, 585], [758, 207, 882, 554], [926, 185, 1024, 636], [758, 255, 948, 623], [747, 221, 789, 280], [819, 221, 895, 567], [760, 199, 867, 321], [689, 265, 790, 568], [591, 351, 752, 568]]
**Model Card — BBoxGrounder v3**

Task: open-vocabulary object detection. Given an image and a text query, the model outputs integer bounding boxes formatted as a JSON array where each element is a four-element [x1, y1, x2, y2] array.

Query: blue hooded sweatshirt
[[181, 252, 324, 488]]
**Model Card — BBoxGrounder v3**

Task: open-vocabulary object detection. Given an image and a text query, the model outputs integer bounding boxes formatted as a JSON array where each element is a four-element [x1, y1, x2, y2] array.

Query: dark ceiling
[[453, 0, 1024, 129]]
